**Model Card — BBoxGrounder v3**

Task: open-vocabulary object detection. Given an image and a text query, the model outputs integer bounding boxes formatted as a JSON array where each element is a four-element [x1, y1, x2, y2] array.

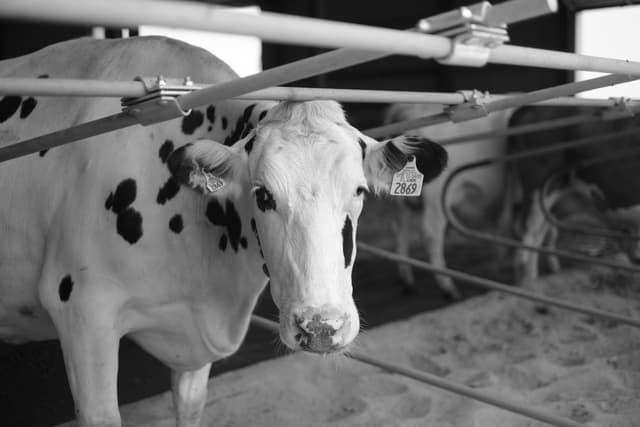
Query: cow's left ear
[[362, 135, 448, 194], [167, 139, 243, 197]]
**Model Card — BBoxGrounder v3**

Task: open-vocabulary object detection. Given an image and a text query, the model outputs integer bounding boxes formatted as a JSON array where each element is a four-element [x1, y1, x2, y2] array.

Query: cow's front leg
[[51, 304, 121, 426], [171, 363, 212, 427]]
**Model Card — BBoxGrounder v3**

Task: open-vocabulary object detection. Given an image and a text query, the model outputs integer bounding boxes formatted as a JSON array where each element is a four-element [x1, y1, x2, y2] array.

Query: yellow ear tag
[[202, 170, 225, 193], [390, 156, 423, 197]]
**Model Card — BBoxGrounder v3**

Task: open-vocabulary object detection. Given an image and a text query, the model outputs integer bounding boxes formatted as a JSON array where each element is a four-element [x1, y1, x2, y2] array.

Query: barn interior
[[1, 1, 640, 426]]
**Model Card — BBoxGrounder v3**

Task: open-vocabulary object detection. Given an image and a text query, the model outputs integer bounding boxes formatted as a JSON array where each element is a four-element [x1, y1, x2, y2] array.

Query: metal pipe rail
[[4, 0, 640, 77], [358, 243, 640, 328], [251, 314, 589, 427], [4, 77, 638, 108], [539, 146, 640, 242], [441, 126, 640, 276], [365, 73, 639, 139]]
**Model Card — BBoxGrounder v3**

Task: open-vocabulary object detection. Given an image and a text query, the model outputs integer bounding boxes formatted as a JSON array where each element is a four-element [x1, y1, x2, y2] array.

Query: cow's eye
[[356, 186, 368, 197], [255, 186, 277, 211]]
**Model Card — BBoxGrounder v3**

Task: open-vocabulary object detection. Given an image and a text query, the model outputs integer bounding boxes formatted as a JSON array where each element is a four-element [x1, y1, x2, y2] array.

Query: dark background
[[0, 0, 619, 425]]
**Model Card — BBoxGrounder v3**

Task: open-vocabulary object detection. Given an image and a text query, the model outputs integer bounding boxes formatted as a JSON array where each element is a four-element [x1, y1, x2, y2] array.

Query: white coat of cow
[[0, 37, 447, 427], [385, 104, 512, 298]]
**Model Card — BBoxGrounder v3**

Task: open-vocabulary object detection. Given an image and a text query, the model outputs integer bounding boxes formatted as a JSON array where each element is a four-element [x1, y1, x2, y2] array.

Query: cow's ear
[[168, 140, 243, 197], [362, 135, 448, 194]]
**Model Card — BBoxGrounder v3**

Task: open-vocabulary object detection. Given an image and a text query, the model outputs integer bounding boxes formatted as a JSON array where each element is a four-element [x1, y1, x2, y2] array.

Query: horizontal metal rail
[[4, 0, 640, 77], [365, 73, 639, 138], [3, 77, 638, 108], [441, 126, 640, 276], [357, 242, 640, 328], [251, 314, 587, 427]]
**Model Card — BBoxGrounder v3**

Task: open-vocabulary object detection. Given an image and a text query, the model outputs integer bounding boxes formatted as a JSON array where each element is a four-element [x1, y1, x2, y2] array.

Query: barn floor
[[59, 264, 640, 427], [5, 198, 639, 426]]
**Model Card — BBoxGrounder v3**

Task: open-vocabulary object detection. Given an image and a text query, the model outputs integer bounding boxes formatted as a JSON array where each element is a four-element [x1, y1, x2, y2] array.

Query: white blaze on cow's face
[[168, 101, 448, 354], [247, 102, 365, 353]]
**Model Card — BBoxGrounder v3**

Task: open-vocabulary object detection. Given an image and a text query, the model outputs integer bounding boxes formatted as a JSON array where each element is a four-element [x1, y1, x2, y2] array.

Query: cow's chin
[[279, 307, 360, 355]]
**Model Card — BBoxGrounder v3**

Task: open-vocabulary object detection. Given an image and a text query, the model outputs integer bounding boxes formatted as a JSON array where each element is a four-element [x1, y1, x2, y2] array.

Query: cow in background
[[507, 106, 640, 281], [385, 104, 513, 298]]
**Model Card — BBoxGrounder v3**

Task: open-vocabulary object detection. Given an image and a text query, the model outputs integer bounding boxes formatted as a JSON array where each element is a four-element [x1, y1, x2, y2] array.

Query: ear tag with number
[[390, 156, 423, 197], [202, 170, 225, 193]]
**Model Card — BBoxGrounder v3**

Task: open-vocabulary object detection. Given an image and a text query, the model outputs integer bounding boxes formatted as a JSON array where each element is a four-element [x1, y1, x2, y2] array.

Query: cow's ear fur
[[168, 140, 243, 197], [363, 135, 448, 194]]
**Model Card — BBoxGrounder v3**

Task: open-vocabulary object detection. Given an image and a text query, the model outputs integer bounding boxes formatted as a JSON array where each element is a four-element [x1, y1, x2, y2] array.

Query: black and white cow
[[385, 103, 512, 298], [0, 37, 447, 427], [507, 105, 640, 280]]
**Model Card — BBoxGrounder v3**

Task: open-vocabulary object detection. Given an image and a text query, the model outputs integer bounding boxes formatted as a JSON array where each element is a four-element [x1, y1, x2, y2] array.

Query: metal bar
[[0, 113, 139, 163], [357, 243, 640, 328], [1, 0, 640, 76], [0, 0, 453, 59], [0, 77, 147, 98], [441, 126, 640, 276], [4, 77, 639, 108], [251, 314, 591, 427], [439, 113, 597, 145], [365, 74, 639, 139]]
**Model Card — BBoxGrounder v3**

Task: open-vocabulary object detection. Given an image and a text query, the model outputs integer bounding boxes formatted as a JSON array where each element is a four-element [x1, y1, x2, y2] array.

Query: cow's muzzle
[[292, 307, 351, 353]]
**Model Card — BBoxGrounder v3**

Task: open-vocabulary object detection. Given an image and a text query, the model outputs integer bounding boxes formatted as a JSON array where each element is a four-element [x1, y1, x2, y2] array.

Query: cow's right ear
[[167, 140, 242, 197]]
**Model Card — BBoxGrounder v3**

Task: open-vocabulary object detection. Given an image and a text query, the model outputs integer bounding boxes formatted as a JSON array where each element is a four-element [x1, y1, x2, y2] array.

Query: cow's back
[[0, 37, 253, 344]]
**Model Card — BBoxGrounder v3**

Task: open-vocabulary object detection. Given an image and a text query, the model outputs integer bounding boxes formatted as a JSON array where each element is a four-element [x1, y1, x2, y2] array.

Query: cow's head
[[168, 101, 447, 353]]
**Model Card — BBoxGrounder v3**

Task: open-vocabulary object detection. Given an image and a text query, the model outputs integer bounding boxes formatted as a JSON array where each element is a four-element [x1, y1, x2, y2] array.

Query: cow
[[384, 103, 512, 298], [0, 37, 447, 427], [507, 105, 640, 281]]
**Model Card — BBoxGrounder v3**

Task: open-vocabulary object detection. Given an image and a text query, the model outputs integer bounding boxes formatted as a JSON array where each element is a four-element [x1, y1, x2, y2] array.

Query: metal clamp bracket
[[418, 2, 508, 67], [121, 75, 204, 126], [600, 96, 637, 121], [446, 90, 492, 122], [418, 0, 557, 67]]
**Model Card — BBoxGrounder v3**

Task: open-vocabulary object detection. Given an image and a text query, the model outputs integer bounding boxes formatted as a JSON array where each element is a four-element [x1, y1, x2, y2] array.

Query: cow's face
[[169, 101, 447, 353]]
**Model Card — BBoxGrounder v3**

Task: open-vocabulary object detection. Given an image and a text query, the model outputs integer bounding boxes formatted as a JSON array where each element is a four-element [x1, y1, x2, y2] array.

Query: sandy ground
[[59, 263, 640, 427]]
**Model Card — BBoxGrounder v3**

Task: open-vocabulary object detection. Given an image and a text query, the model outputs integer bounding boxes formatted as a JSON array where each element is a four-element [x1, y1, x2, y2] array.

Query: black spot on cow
[[358, 138, 367, 160], [206, 199, 244, 252], [240, 237, 248, 249], [250, 218, 264, 258], [244, 135, 256, 155], [157, 177, 180, 205], [159, 140, 174, 163], [208, 125, 212, 132], [206, 105, 216, 124], [224, 104, 256, 146], [262, 263, 270, 277], [219, 234, 228, 251], [19, 97, 37, 119], [0, 96, 22, 123], [181, 110, 204, 135], [222, 117, 228, 130], [342, 216, 354, 268], [58, 275, 73, 302], [111, 179, 137, 214], [117, 207, 143, 244], [258, 110, 268, 121], [106, 178, 143, 244], [19, 306, 36, 318], [37, 74, 49, 79], [39, 149, 49, 157], [105, 193, 114, 210], [169, 214, 183, 234], [255, 187, 276, 212]]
